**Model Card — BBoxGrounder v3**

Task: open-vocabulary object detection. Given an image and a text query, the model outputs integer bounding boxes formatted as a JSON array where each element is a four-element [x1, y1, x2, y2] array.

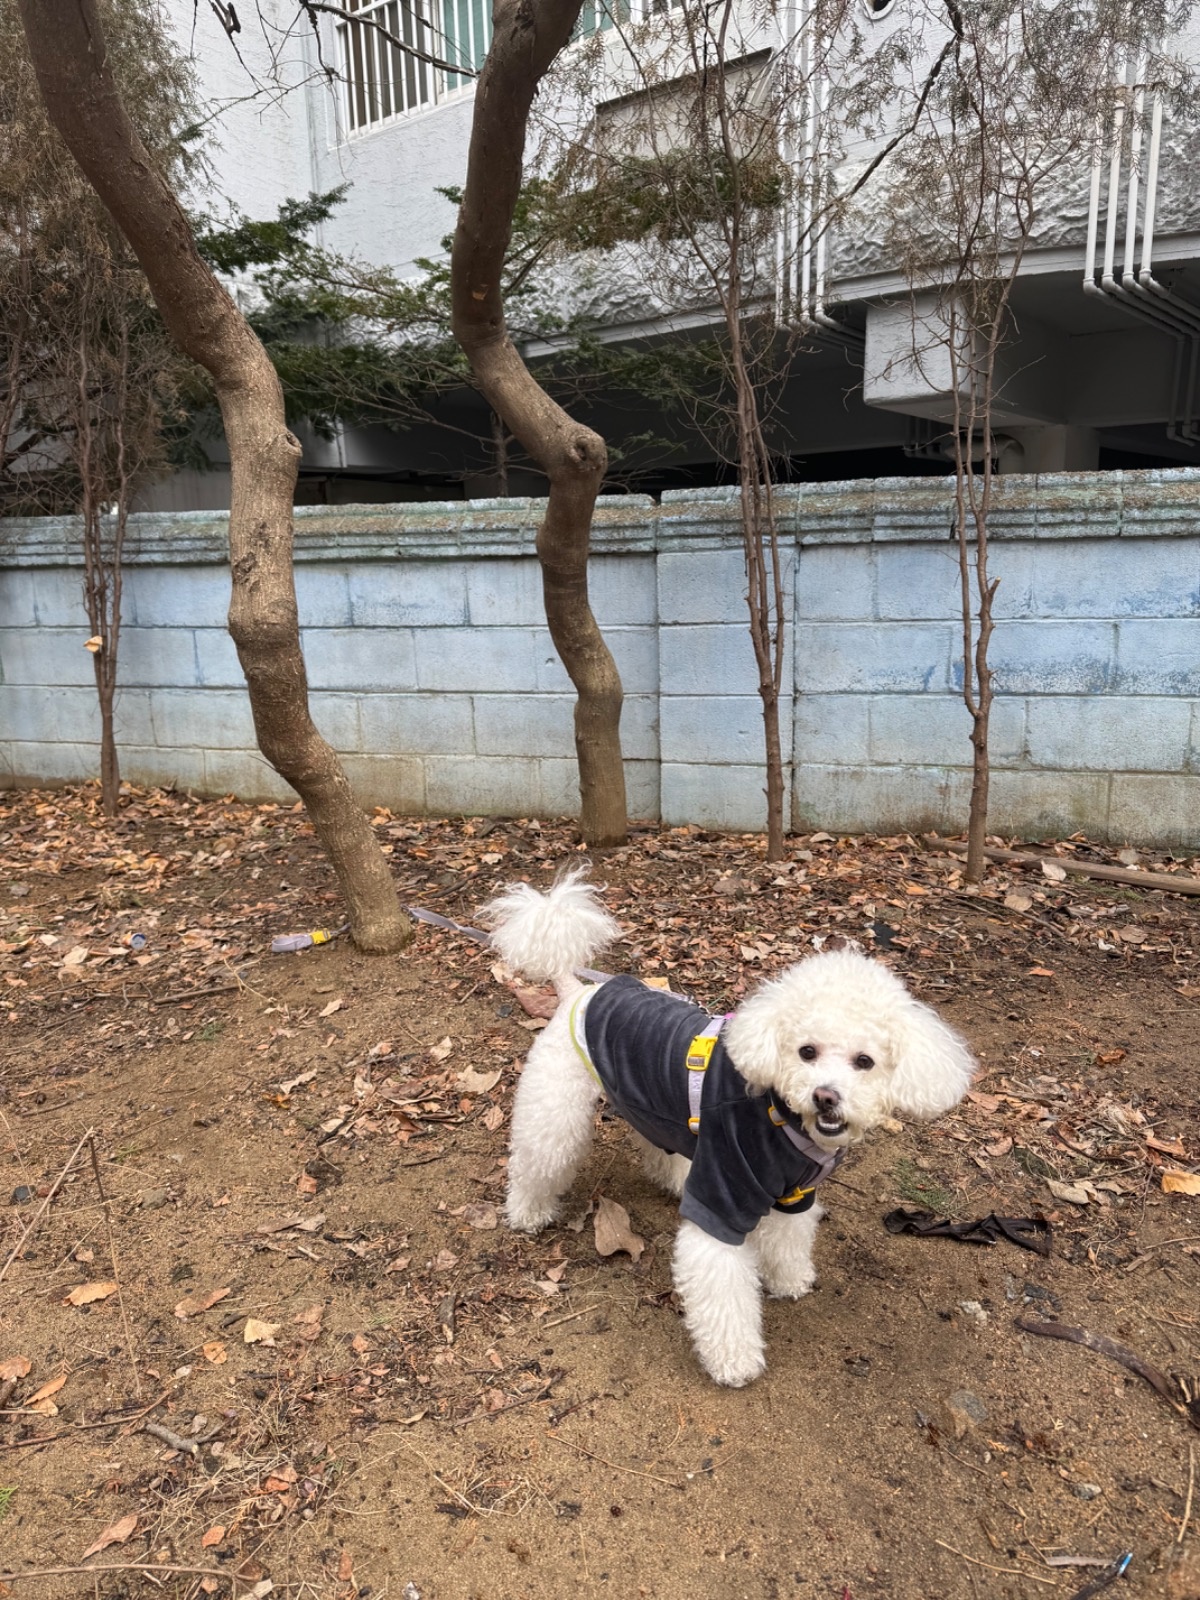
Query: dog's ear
[[886, 1000, 975, 1120]]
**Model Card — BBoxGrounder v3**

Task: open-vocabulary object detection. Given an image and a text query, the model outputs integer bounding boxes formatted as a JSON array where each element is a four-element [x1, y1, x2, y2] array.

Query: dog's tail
[[481, 868, 621, 995]]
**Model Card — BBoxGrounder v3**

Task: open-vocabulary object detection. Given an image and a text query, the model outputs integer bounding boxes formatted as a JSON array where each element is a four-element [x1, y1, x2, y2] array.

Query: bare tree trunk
[[953, 459, 997, 884], [451, 0, 627, 848], [729, 328, 787, 864], [17, 0, 409, 951], [490, 410, 510, 498]]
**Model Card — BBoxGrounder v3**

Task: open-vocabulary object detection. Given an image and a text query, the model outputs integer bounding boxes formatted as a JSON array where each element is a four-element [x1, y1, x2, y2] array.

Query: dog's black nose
[[813, 1086, 842, 1113]]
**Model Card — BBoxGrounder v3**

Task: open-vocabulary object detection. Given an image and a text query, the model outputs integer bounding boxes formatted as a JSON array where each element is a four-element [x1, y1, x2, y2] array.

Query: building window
[[862, 0, 896, 17], [337, 0, 442, 129], [337, 0, 617, 134]]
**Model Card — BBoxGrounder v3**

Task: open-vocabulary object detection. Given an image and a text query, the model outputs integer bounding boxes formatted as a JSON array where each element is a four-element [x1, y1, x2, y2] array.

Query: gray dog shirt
[[578, 975, 843, 1247]]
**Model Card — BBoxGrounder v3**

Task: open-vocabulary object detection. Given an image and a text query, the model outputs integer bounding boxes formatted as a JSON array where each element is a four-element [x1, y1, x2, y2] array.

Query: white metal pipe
[[1101, 94, 1125, 285], [1140, 91, 1163, 275], [1083, 141, 1103, 286], [1121, 74, 1144, 284]]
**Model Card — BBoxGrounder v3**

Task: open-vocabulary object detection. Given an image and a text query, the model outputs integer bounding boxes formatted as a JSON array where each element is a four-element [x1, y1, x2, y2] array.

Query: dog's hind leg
[[629, 1132, 690, 1197], [673, 1219, 766, 1387], [504, 1018, 601, 1233], [753, 1203, 822, 1299]]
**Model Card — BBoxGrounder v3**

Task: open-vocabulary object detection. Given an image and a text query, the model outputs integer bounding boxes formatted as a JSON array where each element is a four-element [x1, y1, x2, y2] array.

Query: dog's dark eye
[[798, 1044, 818, 1062], [853, 1053, 875, 1072]]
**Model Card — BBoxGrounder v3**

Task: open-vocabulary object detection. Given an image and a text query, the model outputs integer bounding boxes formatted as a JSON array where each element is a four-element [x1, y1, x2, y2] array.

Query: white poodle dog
[[484, 871, 975, 1388]]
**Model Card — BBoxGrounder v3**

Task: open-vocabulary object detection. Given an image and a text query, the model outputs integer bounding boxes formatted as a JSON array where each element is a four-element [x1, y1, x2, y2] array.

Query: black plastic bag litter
[[883, 1208, 1052, 1256]]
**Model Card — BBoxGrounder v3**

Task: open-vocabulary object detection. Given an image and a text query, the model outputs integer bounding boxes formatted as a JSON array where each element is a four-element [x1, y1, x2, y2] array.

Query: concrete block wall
[[3, 469, 1200, 846]]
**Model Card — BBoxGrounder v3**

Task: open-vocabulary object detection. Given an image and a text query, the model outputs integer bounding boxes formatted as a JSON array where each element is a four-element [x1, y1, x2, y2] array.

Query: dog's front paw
[[703, 1348, 767, 1388], [762, 1265, 817, 1300], [504, 1198, 559, 1233]]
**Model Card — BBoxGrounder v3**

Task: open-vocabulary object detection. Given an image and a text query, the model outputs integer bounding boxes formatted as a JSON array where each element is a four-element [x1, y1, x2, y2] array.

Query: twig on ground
[[1180, 1442, 1196, 1544], [15, 1094, 89, 1117], [449, 1380, 556, 1429], [1124, 1237, 1200, 1272], [546, 1431, 686, 1490], [932, 1539, 1058, 1586], [0, 1564, 249, 1585], [143, 1419, 200, 1455], [88, 1134, 142, 1398], [152, 982, 243, 1005], [0, 1390, 170, 1452], [543, 1304, 601, 1328], [0, 1126, 94, 1286], [927, 836, 1200, 896], [1016, 1316, 1200, 1429]]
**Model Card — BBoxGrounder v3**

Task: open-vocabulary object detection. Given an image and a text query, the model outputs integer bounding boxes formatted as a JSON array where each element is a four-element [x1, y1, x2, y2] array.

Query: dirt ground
[[1, 784, 1199, 1600]]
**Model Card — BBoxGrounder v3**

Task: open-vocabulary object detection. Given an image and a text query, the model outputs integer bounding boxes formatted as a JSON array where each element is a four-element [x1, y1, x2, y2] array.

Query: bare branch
[[300, 0, 478, 80]]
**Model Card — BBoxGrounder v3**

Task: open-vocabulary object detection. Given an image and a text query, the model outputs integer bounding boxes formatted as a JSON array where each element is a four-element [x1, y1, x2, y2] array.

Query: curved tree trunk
[[17, 0, 409, 951], [451, 0, 627, 847]]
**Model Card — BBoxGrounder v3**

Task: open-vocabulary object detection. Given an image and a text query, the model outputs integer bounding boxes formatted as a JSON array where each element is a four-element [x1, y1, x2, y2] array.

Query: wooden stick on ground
[[0, 1564, 248, 1586], [932, 1540, 1058, 1586], [1016, 1317, 1200, 1429], [926, 837, 1200, 896], [88, 1134, 142, 1398], [0, 1127, 93, 1286]]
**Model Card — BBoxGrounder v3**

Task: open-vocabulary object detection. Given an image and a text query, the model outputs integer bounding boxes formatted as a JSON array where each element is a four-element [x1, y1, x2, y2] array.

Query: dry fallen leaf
[[318, 997, 345, 1018], [338, 1549, 355, 1583], [1027, 966, 1056, 979], [1004, 892, 1033, 912], [1162, 1169, 1200, 1196], [82, 1512, 138, 1560], [460, 1203, 498, 1230], [244, 1318, 280, 1346], [174, 1287, 231, 1320], [1146, 1134, 1187, 1159], [201, 1525, 226, 1548], [0, 1355, 32, 1382], [1041, 860, 1067, 883], [458, 1066, 502, 1095], [202, 1341, 228, 1365], [26, 1372, 66, 1406], [967, 1090, 1003, 1113], [1047, 1179, 1092, 1206], [65, 1281, 118, 1307], [429, 1036, 454, 1062], [278, 1068, 318, 1096], [1118, 925, 1148, 944], [984, 1135, 1014, 1158], [593, 1195, 646, 1261], [482, 1104, 505, 1133], [293, 1306, 324, 1341], [510, 982, 560, 1018]]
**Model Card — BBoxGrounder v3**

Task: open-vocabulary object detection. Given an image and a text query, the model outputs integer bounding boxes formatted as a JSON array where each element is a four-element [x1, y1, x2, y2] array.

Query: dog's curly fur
[[485, 870, 975, 1387]]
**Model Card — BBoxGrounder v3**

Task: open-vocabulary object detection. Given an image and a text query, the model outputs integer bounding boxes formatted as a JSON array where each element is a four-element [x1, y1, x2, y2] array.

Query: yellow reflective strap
[[777, 1184, 814, 1207], [568, 990, 603, 1089]]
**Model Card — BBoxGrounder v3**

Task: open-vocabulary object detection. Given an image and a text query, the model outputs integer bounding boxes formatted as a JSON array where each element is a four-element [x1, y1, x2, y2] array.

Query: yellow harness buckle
[[685, 1028, 720, 1132], [687, 1035, 718, 1072], [777, 1184, 815, 1207]]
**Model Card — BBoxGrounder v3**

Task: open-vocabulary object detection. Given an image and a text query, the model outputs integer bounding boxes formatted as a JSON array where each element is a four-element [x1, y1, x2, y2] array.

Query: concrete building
[[159, 0, 1200, 507]]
